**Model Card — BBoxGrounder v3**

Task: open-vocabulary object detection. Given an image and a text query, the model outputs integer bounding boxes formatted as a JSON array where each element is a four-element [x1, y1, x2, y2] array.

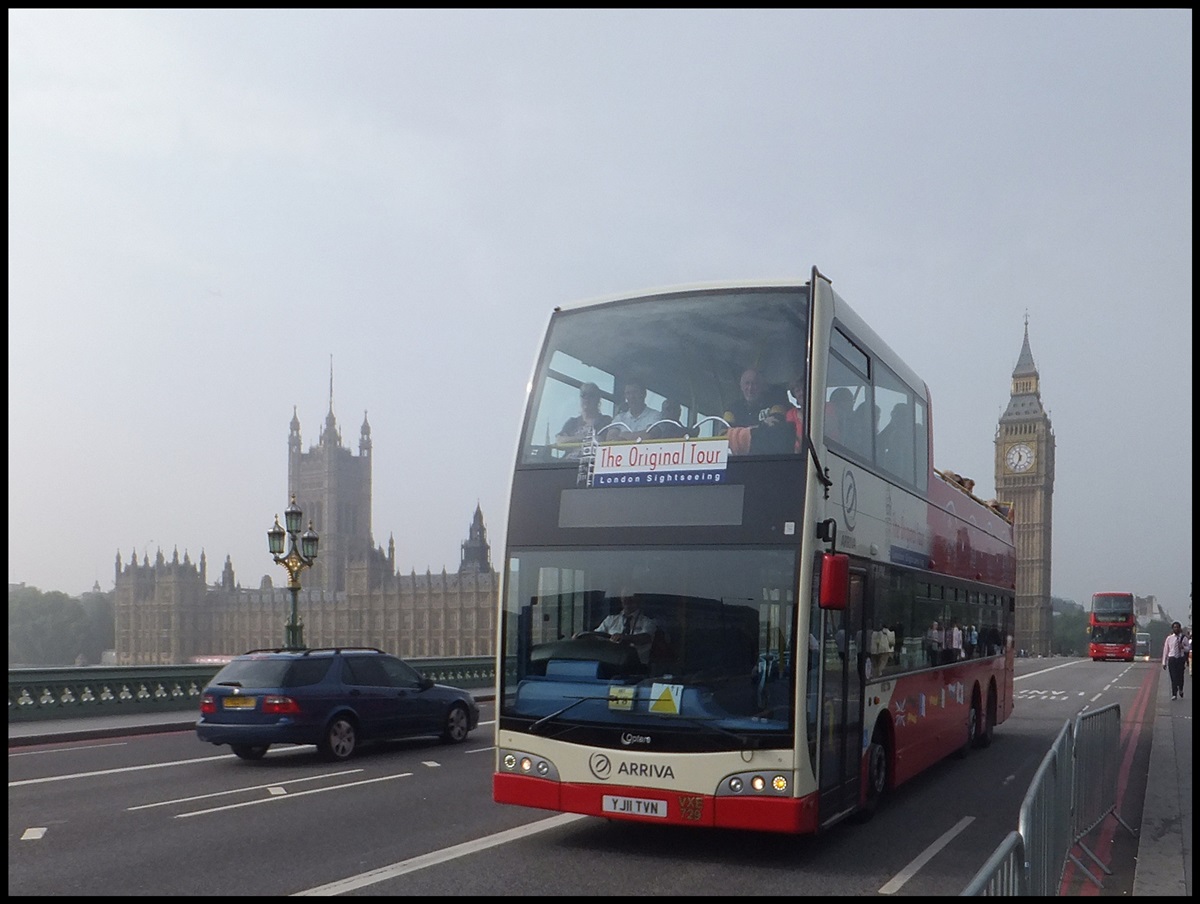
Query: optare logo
[[589, 752, 612, 780], [841, 468, 858, 531]]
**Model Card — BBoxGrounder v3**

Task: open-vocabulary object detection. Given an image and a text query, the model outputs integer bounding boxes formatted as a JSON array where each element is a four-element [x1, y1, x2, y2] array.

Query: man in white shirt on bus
[[611, 379, 661, 441]]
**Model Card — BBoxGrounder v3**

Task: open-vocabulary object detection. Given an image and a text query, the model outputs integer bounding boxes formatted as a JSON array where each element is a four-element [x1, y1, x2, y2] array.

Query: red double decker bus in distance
[[1088, 592, 1135, 661], [493, 268, 1017, 835]]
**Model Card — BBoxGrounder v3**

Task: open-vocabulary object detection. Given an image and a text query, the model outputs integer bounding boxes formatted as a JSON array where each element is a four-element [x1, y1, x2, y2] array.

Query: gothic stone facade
[[114, 399, 498, 664], [113, 537, 497, 665]]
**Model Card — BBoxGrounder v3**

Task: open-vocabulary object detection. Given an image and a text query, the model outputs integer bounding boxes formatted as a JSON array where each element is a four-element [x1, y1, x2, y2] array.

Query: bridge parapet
[[8, 657, 496, 723]]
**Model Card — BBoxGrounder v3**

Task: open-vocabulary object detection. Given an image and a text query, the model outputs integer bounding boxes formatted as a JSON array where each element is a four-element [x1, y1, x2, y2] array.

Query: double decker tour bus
[[1088, 592, 1136, 661], [493, 269, 1016, 834]]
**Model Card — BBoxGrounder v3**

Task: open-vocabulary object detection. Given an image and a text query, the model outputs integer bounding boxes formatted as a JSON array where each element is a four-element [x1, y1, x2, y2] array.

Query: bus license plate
[[222, 696, 256, 709], [602, 795, 667, 818]]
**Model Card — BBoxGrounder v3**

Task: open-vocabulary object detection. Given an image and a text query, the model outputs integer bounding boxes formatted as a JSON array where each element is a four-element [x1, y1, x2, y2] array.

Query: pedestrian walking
[[1162, 621, 1187, 699]]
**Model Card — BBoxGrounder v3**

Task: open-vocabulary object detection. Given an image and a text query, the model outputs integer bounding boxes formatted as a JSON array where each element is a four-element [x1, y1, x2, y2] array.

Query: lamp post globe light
[[267, 494, 319, 650]]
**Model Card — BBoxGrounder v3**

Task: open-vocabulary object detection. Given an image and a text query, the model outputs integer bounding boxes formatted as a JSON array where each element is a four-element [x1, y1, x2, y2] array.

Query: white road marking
[[421, 761, 440, 768], [879, 816, 974, 895], [293, 813, 587, 895], [175, 772, 414, 818], [21, 827, 47, 840], [269, 786, 287, 796], [128, 769, 362, 810]]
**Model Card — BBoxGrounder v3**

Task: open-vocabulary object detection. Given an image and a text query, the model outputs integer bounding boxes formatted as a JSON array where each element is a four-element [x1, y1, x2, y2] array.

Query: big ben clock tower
[[995, 316, 1055, 655]]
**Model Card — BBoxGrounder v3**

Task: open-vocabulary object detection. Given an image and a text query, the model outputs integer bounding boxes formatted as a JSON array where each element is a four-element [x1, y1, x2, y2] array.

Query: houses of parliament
[[113, 398, 498, 665]]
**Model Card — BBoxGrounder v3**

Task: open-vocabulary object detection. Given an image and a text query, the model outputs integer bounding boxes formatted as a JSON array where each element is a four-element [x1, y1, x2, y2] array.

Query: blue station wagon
[[196, 647, 480, 761]]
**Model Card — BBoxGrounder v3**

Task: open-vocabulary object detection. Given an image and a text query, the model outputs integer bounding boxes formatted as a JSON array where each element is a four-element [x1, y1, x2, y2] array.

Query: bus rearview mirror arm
[[816, 518, 838, 552]]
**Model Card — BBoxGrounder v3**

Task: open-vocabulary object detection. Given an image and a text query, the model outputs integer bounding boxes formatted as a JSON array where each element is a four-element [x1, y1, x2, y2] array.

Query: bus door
[[817, 568, 866, 825]]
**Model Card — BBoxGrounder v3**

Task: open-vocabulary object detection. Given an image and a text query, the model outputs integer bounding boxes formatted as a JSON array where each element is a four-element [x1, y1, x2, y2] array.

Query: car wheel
[[231, 744, 269, 760], [440, 703, 470, 744], [319, 716, 357, 761]]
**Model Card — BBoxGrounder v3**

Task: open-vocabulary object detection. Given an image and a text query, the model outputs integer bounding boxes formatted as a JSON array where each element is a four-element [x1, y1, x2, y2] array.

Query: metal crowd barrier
[[8, 656, 497, 723], [961, 703, 1137, 895], [1068, 703, 1137, 886]]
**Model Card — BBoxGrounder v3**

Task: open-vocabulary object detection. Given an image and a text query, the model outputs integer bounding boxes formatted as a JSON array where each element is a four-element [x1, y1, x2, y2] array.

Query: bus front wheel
[[855, 722, 890, 822]]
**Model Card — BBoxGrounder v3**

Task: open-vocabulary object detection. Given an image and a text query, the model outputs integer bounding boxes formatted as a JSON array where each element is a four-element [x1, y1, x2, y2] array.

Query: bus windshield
[[1091, 593, 1134, 620], [502, 547, 797, 748], [521, 287, 809, 464]]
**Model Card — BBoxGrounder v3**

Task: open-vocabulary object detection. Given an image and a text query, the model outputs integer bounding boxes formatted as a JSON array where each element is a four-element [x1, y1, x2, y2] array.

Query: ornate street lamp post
[[267, 495, 319, 650]]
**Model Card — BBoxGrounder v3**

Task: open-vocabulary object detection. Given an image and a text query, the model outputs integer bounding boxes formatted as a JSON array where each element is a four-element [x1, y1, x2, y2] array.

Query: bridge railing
[[8, 657, 496, 723]]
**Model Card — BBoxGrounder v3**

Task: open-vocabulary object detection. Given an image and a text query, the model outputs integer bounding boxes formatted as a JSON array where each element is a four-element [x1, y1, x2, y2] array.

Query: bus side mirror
[[819, 553, 849, 610]]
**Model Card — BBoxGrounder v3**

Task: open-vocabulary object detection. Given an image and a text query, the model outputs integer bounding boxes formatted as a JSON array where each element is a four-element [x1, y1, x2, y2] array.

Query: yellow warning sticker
[[649, 683, 683, 714]]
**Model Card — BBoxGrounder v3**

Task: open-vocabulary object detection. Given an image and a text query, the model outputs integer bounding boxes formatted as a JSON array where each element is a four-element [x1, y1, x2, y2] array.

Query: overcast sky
[[8, 10, 1192, 623]]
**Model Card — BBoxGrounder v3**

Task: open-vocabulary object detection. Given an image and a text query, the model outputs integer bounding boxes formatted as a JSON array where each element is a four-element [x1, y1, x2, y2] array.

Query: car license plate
[[602, 795, 667, 818], [222, 696, 256, 709]]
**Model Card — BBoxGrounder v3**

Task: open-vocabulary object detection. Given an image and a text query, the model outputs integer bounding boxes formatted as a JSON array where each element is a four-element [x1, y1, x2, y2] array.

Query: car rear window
[[285, 658, 333, 687], [212, 657, 332, 688]]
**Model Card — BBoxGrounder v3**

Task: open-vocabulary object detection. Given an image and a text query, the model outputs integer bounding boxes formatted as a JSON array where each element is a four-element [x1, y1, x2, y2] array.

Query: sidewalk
[[1132, 666, 1192, 896], [8, 709, 197, 745]]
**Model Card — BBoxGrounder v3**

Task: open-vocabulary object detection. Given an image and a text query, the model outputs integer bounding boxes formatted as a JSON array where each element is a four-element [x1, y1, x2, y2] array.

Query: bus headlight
[[497, 749, 560, 781], [717, 770, 793, 796]]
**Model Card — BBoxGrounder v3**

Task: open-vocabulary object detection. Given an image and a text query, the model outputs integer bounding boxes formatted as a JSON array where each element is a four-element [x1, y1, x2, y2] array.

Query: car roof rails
[[238, 646, 387, 656], [299, 646, 386, 656]]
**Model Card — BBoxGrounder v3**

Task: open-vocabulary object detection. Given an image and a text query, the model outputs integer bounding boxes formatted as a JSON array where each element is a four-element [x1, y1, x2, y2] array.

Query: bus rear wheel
[[956, 695, 979, 759], [974, 689, 995, 749]]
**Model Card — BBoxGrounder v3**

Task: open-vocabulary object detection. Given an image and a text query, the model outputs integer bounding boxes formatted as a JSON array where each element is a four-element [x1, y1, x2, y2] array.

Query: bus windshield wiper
[[529, 695, 614, 733]]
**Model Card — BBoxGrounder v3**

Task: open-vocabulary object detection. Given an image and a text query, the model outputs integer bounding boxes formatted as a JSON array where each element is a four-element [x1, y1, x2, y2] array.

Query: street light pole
[[267, 495, 320, 651]]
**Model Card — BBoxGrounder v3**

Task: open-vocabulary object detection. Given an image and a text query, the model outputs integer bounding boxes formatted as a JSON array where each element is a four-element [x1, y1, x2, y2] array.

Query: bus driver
[[579, 587, 658, 666]]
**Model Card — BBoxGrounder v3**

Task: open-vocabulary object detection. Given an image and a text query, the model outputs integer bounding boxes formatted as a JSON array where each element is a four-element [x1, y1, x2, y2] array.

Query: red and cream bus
[[493, 269, 1016, 834], [1088, 592, 1136, 662]]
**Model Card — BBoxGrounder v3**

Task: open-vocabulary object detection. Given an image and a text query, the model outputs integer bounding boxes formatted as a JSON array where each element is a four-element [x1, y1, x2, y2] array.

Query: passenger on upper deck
[[783, 376, 806, 453], [612, 379, 661, 441], [648, 399, 687, 439], [878, 400, 914, 478], [722, 367, 791, 454], [555, 382, 612, 455], [825, 387, 855, 446]]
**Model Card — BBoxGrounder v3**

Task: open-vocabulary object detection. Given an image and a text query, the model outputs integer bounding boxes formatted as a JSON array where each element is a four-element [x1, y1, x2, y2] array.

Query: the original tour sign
[[590, 437, 730, 487]]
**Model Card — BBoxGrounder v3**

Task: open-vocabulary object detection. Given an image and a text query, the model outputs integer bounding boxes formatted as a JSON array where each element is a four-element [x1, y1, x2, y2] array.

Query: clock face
[[1005, 443, 1034, 472]]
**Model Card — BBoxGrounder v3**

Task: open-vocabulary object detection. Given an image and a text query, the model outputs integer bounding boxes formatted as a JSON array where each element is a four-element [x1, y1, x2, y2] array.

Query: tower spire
[[329, 354, 334, 415]]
